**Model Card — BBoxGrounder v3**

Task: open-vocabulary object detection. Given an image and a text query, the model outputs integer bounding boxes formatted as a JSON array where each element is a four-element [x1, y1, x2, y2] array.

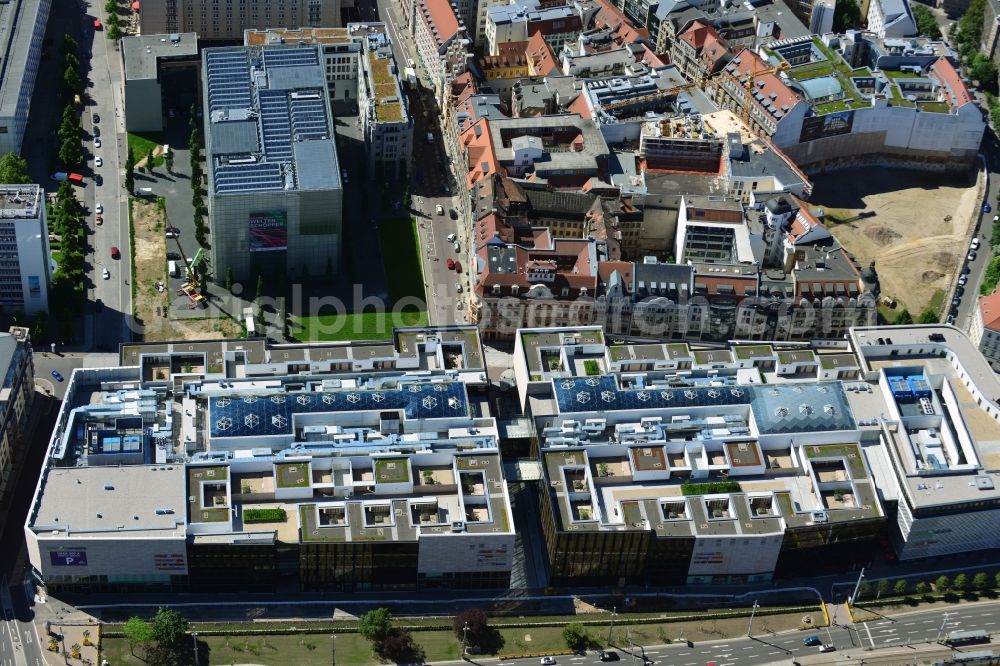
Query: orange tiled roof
[[928, 57, 972, 108], [418, 0, 461, 48], [526, 31, 559, 76], [725, 48, 801, 117], [980, 290, 1000, 332]]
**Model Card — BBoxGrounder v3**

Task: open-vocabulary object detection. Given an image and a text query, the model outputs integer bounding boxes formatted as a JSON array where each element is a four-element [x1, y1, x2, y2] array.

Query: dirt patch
[[863, 226, 901, 244], [811, 168, 980, 315], [130, 199, 239, 341]]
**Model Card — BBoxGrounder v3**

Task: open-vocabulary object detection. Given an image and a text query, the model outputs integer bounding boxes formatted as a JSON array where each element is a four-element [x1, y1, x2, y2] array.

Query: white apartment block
[[0, 186, 50, 315], [0, 0, 51, 156], [866, 0, 916, 38]]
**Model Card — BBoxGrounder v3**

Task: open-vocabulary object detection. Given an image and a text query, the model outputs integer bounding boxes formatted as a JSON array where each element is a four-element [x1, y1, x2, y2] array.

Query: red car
[[93, 18, 103, 30], [446, 258, 455, 270], [110, 246, 120, 260], [454, 261, 462, 273]]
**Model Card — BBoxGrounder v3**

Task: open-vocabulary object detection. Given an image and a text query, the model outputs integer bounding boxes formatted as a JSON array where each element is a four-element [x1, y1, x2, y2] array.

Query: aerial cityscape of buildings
[[5, 0, 1000, 659]]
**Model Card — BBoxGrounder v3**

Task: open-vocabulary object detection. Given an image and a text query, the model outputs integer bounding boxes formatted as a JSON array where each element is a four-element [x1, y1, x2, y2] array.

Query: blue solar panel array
[[205, 46, 336, 195], [209, 382, 469, 439], [554, 376, 858, 435], [553, 376, 753, 413], [205, 50, 252, 114]]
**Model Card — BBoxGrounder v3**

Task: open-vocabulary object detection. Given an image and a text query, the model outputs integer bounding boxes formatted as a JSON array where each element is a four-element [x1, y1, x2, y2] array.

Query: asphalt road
[[371, 0, 467, 325], [82, 4, 132, 348], [493, 603, 1000, 666], [954, 135, 1000, 332]]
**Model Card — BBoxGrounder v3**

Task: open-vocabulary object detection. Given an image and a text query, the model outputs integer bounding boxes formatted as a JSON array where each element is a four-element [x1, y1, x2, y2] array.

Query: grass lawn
[[927, 288, 945, 313], [377, 216, 426, 303], [127, 133, 165, 167], [294, 310, 428, 341]]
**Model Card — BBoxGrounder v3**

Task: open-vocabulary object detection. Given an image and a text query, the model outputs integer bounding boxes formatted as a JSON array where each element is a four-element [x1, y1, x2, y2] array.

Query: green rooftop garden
[[819, 355, 856, 369], [244, 508, 288, 523], [734, 345, 774, 359], [608, 346, 632, 362], [815, 99, 853, 114], [788, 61, 834, 81], [804, 444, 868, 479], [299, 505, 347, 543], [275, 462, 310, 488], [681, 480, 742, 496], [374, 458, 410, 483], [777, 350, 816, 364], [666, 343, 690, 356], [918, 101, 952, 113]]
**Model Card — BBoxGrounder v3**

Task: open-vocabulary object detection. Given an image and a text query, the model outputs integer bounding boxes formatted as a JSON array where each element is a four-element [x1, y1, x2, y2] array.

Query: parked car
[[166, 252, 181, 260], [454, 261, 462, 273], [51, 370, 64, 382], [92, 113, 100, 123], [959, 274, 968, 286], [95, 215, 103, 225], [947, 314, 955, 324], [819, 644, 836, 653], [446, 258, 455, 270], [341, 170, 348, 183], [447, 233, 457, 242], [449, 208, 458, 219], [166, 227, 179, 238], [455, 282, 462, 293], [102, 267, 110, 280], [95, 203, 103, 214], [94, 137, 101, 148], [972, 237, 981, 250], [968, 250, 977, 261], [435, 204, 444, 215], [984, 202, 992, 213], [803, 636, 822, 647], [953, 297, 961, 308], [454, 242, 460, 252], [111, 246, 120, 259], [94, 156, 102, 167]]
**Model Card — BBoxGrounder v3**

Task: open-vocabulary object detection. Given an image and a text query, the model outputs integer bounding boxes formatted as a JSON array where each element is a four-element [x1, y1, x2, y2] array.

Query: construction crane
[[738, 61, 788, 126], [172, 236, 206, 308]]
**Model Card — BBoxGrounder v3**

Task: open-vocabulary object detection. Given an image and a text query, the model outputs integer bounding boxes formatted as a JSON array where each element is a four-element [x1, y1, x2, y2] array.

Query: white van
[[168, 260, 179, 277]]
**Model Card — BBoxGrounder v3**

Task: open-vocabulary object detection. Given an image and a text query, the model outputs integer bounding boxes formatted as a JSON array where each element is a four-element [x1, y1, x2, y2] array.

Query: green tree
[[894, 309, 913, 325], [995, 572, 1000, 589], [915, 581, 929, 595], [105, 0, 116, 15], [144, 147, 155, 174], [59, 137, 83, 169], [164, 147, 173, 173], [122, 617, 153, 657], [857, 581, 872, 600], [62, 64, 80, 97], [876, 579, 891, 598], [935, 575, 951, 592], [911, 4, 942, 39], [563, 623, 593, 652], [124, 144, 135, 194], [832, 0, 862, 32], [918, 307, 939, 324], [61, 34, 78, 59], [973, 572, 990, 591], [971, 54, 998, 89], [150, 607, 188, 648], [32, 312, 47, 342], [225, 268, 233, 292], [255, 273, 264, 302], [108, 21, 122, 41], [0, 153, 30, 183], [953, 573, 968, 593], [358, 608, 393, 643], [893, 579, 908, 596]]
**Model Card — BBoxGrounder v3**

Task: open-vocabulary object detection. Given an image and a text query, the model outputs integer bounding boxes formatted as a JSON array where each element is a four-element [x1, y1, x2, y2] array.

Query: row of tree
[[104, 0, 123, 41], [49, 181, 88, 341], [189, 108, 210, 250], [949, 0, 997, 90], [58, 36, 84, 170], [857, 571, 1000, 600]]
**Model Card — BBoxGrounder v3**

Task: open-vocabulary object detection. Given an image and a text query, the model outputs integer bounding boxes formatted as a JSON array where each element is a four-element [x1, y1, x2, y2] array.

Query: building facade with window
[[0, 186, 50, 316], [0, 0, 51, 156], [140, 0, 341, 41]]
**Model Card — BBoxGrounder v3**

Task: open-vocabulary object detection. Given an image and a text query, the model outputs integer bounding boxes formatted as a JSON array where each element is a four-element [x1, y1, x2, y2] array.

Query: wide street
[[83, 0, 132, 349], [365, 0, 469, 325], [493, 602, 1000, 666]]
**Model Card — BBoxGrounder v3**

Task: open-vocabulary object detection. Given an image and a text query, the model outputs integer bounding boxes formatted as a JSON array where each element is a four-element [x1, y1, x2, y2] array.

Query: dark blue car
[[803, 636, 822, 646], [51, 370, 64, 382], [984, 203, 992, 214]]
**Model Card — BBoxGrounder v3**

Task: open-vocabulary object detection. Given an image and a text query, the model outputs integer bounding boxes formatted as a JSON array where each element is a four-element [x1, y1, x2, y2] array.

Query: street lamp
[[192, 631, 199, 665], [606, 605, 617, 647], [332, 630, 336, 666], [461, 621, 469, 659], [850, 567, 866, 605], [747, 600, 760, 638]]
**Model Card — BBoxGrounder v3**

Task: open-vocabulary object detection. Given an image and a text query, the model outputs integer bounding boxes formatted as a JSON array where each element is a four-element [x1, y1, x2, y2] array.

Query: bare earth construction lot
[[810, 168, 980, 315]]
